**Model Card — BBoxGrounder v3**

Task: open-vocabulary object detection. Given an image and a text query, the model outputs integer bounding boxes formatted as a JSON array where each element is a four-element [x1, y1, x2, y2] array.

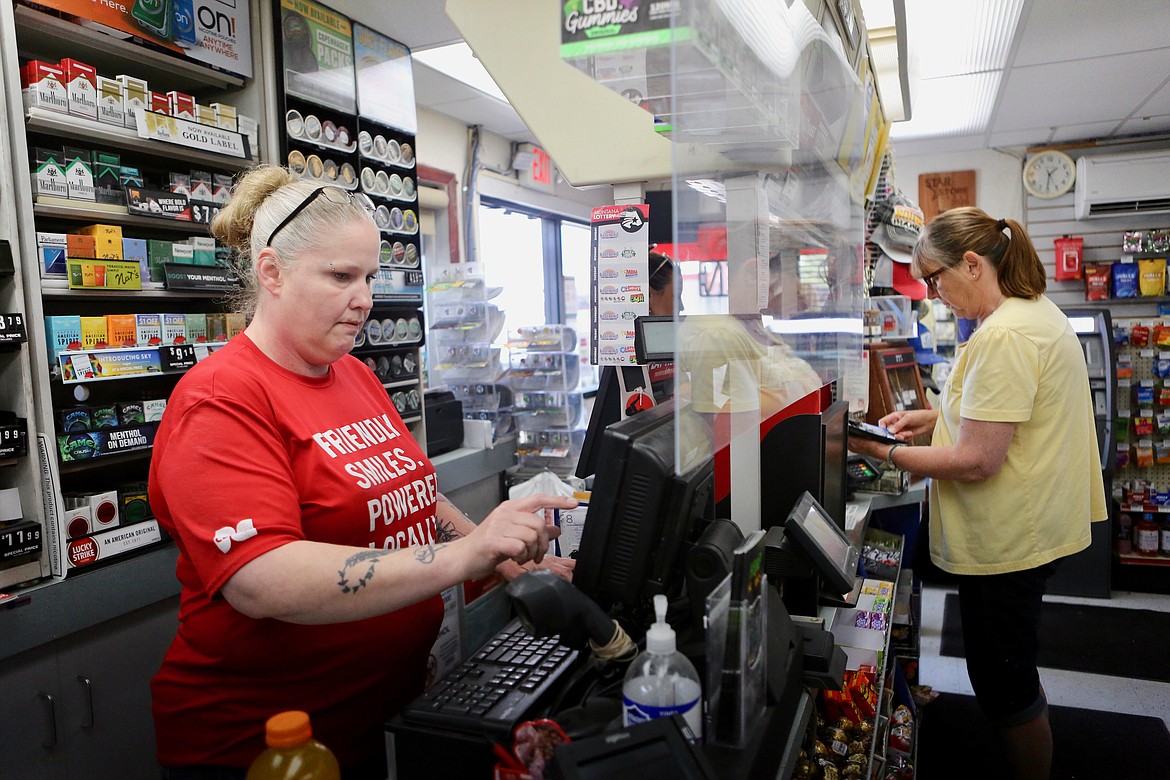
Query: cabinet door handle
[[37, 691, 57, 749], [77, 675, 95, 729]]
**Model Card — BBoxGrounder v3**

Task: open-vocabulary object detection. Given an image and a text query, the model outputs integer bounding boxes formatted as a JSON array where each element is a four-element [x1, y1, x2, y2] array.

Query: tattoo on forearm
[[337, 549, 389, 594], [435, 519, 462, 543], [414, 542, 448, 565]]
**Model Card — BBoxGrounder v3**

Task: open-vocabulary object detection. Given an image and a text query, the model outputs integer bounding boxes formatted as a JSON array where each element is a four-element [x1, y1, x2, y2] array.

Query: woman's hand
[[880, 409, 938, 440], [498, 554, 577, 583], [463, 494, 577, 581]]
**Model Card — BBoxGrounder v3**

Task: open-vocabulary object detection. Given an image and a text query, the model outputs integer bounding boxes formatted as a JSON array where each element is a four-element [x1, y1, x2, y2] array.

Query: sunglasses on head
[[265, 186, 376, 247]]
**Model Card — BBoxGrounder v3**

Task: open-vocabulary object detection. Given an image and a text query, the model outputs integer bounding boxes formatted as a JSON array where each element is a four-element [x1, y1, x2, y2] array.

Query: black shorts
[[955, 560, 1059, 728]]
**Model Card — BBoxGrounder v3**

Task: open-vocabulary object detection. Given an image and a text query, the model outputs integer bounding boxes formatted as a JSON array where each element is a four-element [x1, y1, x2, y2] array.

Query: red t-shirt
[[148, 335, 443, 768]]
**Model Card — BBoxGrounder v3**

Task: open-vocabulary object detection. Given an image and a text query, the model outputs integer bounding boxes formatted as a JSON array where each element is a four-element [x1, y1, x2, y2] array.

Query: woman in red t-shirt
[[149, 166, 575, 779]]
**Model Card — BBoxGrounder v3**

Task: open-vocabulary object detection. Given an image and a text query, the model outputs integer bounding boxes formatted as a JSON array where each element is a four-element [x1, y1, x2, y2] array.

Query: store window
[[478, 199, 597, 392]]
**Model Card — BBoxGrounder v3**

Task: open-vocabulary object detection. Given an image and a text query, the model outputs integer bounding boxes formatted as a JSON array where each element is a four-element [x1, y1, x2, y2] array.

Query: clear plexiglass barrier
[[569, 0, 873, 533]]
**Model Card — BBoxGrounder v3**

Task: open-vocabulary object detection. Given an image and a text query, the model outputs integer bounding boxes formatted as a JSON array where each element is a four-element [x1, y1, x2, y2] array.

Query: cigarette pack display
[[196, 104, 216, 126], [57, 406, 92, 433], [206, 312, 228, 342], [80, 223, 123, 258], [90, 404, 118, 429], [209, 102, 237, 131], [92, 151, 123, 205], [150, 90, 170, 115], [45, 315, 82, 359], [37, 232, 68, 275], [97, 76, 124, 126], [213, 174, 233, 205], [160, 313, 187, 345], [189, 171, 213, 201], [184, 313, 207, 342], [167, 91, 196, 120], [88, 490, 121, 532], [63, 146, 95, 201], [171, 242, 194, 264], [105, 313, 138, 347], [63, 504, 92, 539], [59, 58, 97, 120], [116, 74, 147, 126], [32, 146, 69, 199], [122, 238, 148, 279], [144, 398, 168, 422], [135, 313, 162, 347], [21, 60, 67, 113], [147, 239, 173, 282], [225, 313, 245, 339], [118, 402, 146, 426], [66, 233, 96, 258], [190, 236, 215, 265], [119, 165, 144, 188], [79, 316, 108, 349], [169, 172, 191, 198], [237, 114, 259, 157]]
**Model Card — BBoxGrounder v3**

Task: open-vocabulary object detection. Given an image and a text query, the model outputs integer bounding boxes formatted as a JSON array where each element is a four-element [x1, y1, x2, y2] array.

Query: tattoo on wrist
[[337, 549, 389, 594], [435, 519, 462, 543], [414, 542, 448, 565]]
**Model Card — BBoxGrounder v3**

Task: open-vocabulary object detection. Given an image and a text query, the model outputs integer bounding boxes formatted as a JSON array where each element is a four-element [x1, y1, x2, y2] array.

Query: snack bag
[[1139, 257, 1167, 297], [1113, 261, 1139, 298]]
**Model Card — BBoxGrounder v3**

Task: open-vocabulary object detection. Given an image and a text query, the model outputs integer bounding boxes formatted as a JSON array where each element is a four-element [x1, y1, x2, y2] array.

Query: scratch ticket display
[[589, 204, 649, 366]]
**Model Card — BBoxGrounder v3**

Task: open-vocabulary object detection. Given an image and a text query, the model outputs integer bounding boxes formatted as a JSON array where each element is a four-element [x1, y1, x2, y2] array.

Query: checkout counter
[[385, 482, 925, 780]]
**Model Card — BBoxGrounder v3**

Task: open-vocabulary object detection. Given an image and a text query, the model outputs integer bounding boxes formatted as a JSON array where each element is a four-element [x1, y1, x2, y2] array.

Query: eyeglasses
[[265, 186, 376, 247], [921, 266, 947, 291]]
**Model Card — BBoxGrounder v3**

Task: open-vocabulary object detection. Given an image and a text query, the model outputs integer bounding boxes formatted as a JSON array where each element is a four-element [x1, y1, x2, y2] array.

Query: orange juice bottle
[[246, 711, 340, 780]]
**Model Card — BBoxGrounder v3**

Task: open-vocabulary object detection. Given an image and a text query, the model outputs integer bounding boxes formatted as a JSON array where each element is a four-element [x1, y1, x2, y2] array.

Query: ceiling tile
[[327, 0, 462, 51], [1012, 0, 1170, 67], [992, 49, 1170, 132], [413, 64, 486, 106]]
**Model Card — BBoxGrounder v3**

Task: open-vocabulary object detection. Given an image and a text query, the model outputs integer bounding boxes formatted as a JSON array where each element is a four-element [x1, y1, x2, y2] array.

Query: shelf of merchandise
[[33, 203, 213, 232], [1, 0, 261, 590], [40, 279, 229, 299], [25, 109, 254, 171], [13, 5, 244, 92], [55, 343, 225, 384], [1116, 551, 1170, 567]]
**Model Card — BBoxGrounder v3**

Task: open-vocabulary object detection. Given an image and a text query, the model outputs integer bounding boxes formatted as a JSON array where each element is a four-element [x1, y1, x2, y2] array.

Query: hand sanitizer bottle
[[621, 594, 703, 740]]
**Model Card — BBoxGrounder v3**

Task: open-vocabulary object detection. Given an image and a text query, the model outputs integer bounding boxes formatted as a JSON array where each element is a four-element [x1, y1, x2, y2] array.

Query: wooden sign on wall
[[918, 170, 976, 221]]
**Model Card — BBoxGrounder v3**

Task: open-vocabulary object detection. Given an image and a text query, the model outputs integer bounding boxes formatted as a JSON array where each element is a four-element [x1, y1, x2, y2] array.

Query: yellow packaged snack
[[1138, 257, 1166, 297]]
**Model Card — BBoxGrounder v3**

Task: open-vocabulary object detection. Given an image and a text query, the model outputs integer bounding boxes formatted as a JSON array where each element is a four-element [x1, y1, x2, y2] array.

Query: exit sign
[[517, 144, 555, 193]]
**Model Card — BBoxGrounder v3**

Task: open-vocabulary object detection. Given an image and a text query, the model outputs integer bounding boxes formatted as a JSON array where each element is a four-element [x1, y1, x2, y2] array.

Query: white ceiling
[[339, 0, 1170, 155]]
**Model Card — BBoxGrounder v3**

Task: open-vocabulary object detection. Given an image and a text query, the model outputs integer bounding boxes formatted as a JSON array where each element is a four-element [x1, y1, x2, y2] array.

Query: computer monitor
[[572, 399, 715, 616], [757, 398, 849, 531], [782, 491, 860, 596]]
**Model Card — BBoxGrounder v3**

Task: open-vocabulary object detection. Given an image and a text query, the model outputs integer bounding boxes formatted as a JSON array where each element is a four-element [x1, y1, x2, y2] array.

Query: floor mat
[[917, 692, 1170, 780], [939, 592, 1170, 683]]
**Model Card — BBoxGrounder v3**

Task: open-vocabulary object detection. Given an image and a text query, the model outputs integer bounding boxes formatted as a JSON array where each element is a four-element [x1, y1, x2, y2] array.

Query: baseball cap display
[[908, 321, 947, 365], [872, 255, 927, 300], [872, 193, 925, 264]]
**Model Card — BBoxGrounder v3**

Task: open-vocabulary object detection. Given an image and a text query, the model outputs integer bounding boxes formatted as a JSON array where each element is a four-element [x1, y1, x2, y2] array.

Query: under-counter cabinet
[[0, 596, 178, 780]]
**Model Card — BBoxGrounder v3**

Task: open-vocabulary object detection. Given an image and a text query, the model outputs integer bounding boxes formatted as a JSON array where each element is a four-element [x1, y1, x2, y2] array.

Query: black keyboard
[[401, 619, 578, 736]]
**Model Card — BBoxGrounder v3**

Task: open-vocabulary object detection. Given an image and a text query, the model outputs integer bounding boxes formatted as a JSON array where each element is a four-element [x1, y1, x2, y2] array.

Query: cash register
[[387, 402, 847, 778]]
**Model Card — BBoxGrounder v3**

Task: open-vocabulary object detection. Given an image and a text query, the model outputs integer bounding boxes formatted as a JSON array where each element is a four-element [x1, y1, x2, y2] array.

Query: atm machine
[[1050, 307, 1115, 598]]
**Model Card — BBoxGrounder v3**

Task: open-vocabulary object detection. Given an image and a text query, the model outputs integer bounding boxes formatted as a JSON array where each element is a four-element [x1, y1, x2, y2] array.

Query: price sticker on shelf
[[0, 313, 27, 347], [160, 344, 198, 372]]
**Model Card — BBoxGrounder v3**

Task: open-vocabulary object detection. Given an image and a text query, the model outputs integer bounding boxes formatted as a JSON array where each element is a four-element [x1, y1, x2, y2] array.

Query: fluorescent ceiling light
[[891, 71, 1001, 140], [413, 42, 508, 102], [869, 0, 1025, 135]]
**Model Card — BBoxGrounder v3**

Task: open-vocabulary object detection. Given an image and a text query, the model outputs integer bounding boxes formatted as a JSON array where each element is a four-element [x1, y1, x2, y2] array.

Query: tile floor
[[917, 584, 1170, 729]]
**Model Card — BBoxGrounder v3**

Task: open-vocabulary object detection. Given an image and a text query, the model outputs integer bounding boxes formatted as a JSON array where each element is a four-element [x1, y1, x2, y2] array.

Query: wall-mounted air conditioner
[[1074, 150, 1170, 219]]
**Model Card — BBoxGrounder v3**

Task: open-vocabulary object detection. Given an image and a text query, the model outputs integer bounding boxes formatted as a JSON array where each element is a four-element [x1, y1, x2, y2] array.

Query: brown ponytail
[[912, 207, 1046, 299]]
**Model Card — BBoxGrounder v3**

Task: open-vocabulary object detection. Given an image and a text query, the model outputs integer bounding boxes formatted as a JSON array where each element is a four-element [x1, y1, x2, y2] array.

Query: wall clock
[[1023, 149, 1076, 198]]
